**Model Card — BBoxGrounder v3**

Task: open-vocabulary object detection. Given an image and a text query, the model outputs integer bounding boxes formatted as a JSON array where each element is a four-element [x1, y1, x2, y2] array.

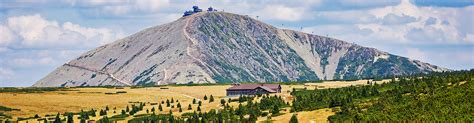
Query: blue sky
[[0, 0, 473, 87]]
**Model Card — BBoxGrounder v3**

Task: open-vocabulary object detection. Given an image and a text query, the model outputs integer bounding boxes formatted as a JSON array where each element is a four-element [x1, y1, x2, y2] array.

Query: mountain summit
[[33, 11, 447, 87]]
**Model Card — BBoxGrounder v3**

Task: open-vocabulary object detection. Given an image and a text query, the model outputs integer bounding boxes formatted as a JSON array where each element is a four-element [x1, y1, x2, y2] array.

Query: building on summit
[[183, 6, 216, 17]]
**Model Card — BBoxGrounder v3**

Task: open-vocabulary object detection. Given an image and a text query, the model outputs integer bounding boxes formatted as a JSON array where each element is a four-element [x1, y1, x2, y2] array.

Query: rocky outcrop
[[33, 12, 448, 87]]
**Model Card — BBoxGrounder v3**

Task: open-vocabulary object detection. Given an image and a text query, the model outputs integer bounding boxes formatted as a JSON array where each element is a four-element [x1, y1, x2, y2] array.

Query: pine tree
[[159, 104, 163, 111], [209, 95, 214, 102], [84, 112, 89, 119], [198, 101, 202, 106], [193, 98, 196, 104], [177, 102, 181, 108], [90, 109, 96, 117], [151, 107, 155, 112], [67, 113, 73, 123], [166, 99, 171, 107], [204, 95, 208, 100], [171, 98, 174, 103], [290, 114, 298, 123], [179, 107, 183, 112], [188, 104, 192, 110], [53, 113, 61, 123], [220, 98, 226, 106], [272, 105, 280, 115], [197, 106, 201, 112], [239, 95, 244, 102], [99, 116, 109, 123], [99, 109, 106, 116], [121, 110, 126, 115], [126, 105, 130, 112]]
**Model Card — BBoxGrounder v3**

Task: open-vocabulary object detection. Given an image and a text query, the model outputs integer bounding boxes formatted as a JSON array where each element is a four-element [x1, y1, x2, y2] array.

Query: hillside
[[33, 12, 447, 87], [292, 70, 473, 121]]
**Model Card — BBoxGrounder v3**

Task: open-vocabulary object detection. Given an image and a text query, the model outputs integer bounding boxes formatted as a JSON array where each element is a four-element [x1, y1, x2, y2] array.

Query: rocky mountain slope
[[33, 12, 448, 87]]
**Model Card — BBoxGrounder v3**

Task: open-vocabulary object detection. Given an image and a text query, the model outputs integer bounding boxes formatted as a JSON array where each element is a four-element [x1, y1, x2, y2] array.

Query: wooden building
[[226, 84, 281, 96]]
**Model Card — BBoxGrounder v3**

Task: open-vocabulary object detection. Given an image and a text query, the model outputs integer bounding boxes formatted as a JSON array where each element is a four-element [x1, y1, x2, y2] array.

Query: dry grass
[[0, 79, 385, 122], [0, 86, 230, 122], [257, 108, 335, 123], [304, 79, 390, 89]]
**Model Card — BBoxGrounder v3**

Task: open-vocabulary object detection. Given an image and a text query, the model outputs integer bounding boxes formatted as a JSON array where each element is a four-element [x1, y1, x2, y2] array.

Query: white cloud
[[8, 57, 54, 67], [135, 0, 170, 12], [340, 0, 400, 7], [405, 47, 428, 61], [305, 0, 474, 45], [464, 34, 474, 43], [0, 25, 16, 46], [0, 67, 14, 81], [94, 0, 170, 15], [254, 5, 307, 22], [2, 14, 124, 48], [381, 13, 417, 25], [400, 47, 474, 70], [0, 47, 10, 53]]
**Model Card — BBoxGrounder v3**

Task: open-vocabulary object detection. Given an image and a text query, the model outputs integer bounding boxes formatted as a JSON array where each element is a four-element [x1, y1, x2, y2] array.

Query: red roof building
[[226, 84, 281, 96]]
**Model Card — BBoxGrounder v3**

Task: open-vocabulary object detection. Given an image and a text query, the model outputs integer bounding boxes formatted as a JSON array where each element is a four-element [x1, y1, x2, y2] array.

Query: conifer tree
[[121, 110, 126, 115], [67, 113, 73, 123], [290, 114, 298, 123], [209, 95, 214, 102], [53, 113, 61, 123], [159, 104, 163, 111], [272, 105, 280, 115], [220, 99, 226, 106]]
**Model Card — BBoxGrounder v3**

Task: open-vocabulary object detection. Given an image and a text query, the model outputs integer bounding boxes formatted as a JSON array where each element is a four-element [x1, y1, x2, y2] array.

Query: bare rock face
[[33, 12, 448, 87]]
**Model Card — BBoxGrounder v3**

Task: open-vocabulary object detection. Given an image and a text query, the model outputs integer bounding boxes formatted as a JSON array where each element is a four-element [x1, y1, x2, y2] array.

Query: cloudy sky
[[0, 0, 473, 86]]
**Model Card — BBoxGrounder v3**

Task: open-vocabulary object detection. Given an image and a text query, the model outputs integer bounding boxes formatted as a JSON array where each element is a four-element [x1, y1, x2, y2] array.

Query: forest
[[292, 70, 473, 121]]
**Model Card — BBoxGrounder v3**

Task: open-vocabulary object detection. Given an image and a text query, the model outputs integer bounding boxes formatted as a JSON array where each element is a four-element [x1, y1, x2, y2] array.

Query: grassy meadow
[[0, 79, 389, 123]]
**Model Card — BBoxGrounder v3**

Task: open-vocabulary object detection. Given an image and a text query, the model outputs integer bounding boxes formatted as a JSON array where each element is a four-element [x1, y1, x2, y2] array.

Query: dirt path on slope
[[65, 63, 131, 86]]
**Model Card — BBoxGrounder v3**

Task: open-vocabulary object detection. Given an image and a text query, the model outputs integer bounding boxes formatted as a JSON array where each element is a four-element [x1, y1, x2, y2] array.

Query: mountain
[[33, 12, 448, 87]]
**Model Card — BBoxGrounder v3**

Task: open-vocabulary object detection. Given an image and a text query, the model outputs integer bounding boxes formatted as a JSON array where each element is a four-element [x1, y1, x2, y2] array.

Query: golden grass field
[[0, 79, 388, 123]]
